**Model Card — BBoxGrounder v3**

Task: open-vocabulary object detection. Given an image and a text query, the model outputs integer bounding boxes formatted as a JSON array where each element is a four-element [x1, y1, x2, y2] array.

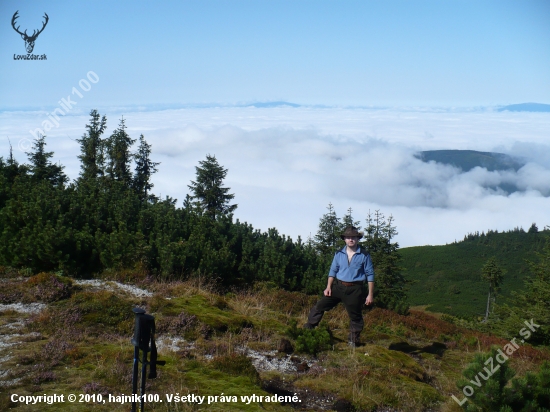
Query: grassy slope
[[400, 230, 549, 318], [1, 271, 549, 411]]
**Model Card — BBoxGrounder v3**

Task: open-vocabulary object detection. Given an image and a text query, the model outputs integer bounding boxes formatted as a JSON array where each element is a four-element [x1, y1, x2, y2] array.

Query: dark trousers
[[306, 280, 366, 334]]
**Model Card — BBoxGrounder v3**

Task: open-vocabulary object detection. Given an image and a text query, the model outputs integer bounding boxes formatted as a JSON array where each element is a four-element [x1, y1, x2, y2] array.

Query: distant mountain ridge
[[416, 149, 524, 172], [242, 101, 301, 108], [498, 103, 550, 112]]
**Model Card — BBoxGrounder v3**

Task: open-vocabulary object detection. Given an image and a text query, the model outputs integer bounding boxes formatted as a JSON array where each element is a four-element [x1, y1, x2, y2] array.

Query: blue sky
[[1, 1, 550, 247], [1, 0, 549, 108]]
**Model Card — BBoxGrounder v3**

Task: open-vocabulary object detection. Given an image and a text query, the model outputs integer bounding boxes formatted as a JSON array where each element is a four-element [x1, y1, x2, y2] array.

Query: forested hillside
[[401, 227, 549, 318], [0, 110, 407, 311]]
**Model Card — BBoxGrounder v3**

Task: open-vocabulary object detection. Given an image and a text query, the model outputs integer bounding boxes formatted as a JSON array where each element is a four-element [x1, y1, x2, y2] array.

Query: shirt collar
[[340, 245, 361, 254]]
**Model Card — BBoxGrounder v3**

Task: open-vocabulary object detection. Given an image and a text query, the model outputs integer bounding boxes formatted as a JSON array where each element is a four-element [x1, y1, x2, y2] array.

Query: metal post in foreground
[[131, 307, 164, 412]]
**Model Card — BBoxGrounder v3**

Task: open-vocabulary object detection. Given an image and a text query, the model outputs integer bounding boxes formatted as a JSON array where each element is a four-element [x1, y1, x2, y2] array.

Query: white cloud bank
[[1, 107, 549, 247]]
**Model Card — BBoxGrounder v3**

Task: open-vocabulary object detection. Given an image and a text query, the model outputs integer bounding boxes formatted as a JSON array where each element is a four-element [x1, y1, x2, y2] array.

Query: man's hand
[[324, 277, 335, 297], [365, 293, 373, 306], [365, 281, 374, 306]]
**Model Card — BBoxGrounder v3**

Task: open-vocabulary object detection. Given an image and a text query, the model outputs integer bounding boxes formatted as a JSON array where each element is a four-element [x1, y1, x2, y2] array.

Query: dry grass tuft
[[1, 272, 73, 304]]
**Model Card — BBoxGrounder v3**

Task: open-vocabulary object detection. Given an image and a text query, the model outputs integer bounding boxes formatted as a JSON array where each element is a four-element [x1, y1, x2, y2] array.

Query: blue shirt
[[329, 246, 375, 283]]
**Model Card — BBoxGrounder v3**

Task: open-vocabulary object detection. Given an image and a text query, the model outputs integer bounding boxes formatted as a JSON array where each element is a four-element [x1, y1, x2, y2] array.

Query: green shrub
[[376, 295, 410, 315], [503, 361, 550, 411], [457, 347, 515, 411], [286, 319, 300, 339], [464, 336, 479, 347], [440, 314, 456, 324], [296, 328, 331, 355], [287, 319, 332, 356], [456, 348, 550, 411]]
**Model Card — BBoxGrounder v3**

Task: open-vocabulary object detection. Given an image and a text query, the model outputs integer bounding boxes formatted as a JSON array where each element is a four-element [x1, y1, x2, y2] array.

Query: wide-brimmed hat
[[340, 226, 363, 239]]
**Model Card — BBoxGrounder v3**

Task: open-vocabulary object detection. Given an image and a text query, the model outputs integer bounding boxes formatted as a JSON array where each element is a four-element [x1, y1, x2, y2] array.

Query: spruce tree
[[183, 193, 195, 211], [26, 134, 67, 186], [314, 203, 343, 255], [481, 257, 504, 322], [362, 210, 408, 314], [77, 110, 107, 182], [106, 117, 135, 185], [341, 207, 361, 231], [133, 134, 159, 202], [2, 142, 27, 184], [188, 154, 237, 219]]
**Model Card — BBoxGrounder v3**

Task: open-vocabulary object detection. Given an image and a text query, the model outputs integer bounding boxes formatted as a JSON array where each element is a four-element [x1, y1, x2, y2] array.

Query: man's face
[[344, 236, 359, 247]]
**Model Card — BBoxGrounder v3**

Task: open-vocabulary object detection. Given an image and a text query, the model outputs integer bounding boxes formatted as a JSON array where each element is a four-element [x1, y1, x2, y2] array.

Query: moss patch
[[151, 294, 254, 333]]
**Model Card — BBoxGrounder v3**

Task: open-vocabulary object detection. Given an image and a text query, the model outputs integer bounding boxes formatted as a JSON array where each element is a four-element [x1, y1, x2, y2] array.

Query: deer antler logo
[[11, 11, 49, 54]]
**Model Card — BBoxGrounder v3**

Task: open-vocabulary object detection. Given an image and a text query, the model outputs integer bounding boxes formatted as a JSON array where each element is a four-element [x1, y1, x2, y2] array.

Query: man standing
[[304, 226, 374, 346]]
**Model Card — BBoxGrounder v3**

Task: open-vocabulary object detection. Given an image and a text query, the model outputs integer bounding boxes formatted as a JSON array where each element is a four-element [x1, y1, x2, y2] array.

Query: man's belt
[[335, 279, 364, 287]]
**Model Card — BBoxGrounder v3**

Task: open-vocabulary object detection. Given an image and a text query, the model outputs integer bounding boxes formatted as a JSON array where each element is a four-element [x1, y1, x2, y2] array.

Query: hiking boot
[[303, 323, 314, 330], [348, 331, 361, 347]]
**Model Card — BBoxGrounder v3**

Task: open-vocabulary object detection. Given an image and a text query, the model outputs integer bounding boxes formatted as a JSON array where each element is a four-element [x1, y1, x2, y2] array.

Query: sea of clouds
[[1, 106, 549, 247]]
